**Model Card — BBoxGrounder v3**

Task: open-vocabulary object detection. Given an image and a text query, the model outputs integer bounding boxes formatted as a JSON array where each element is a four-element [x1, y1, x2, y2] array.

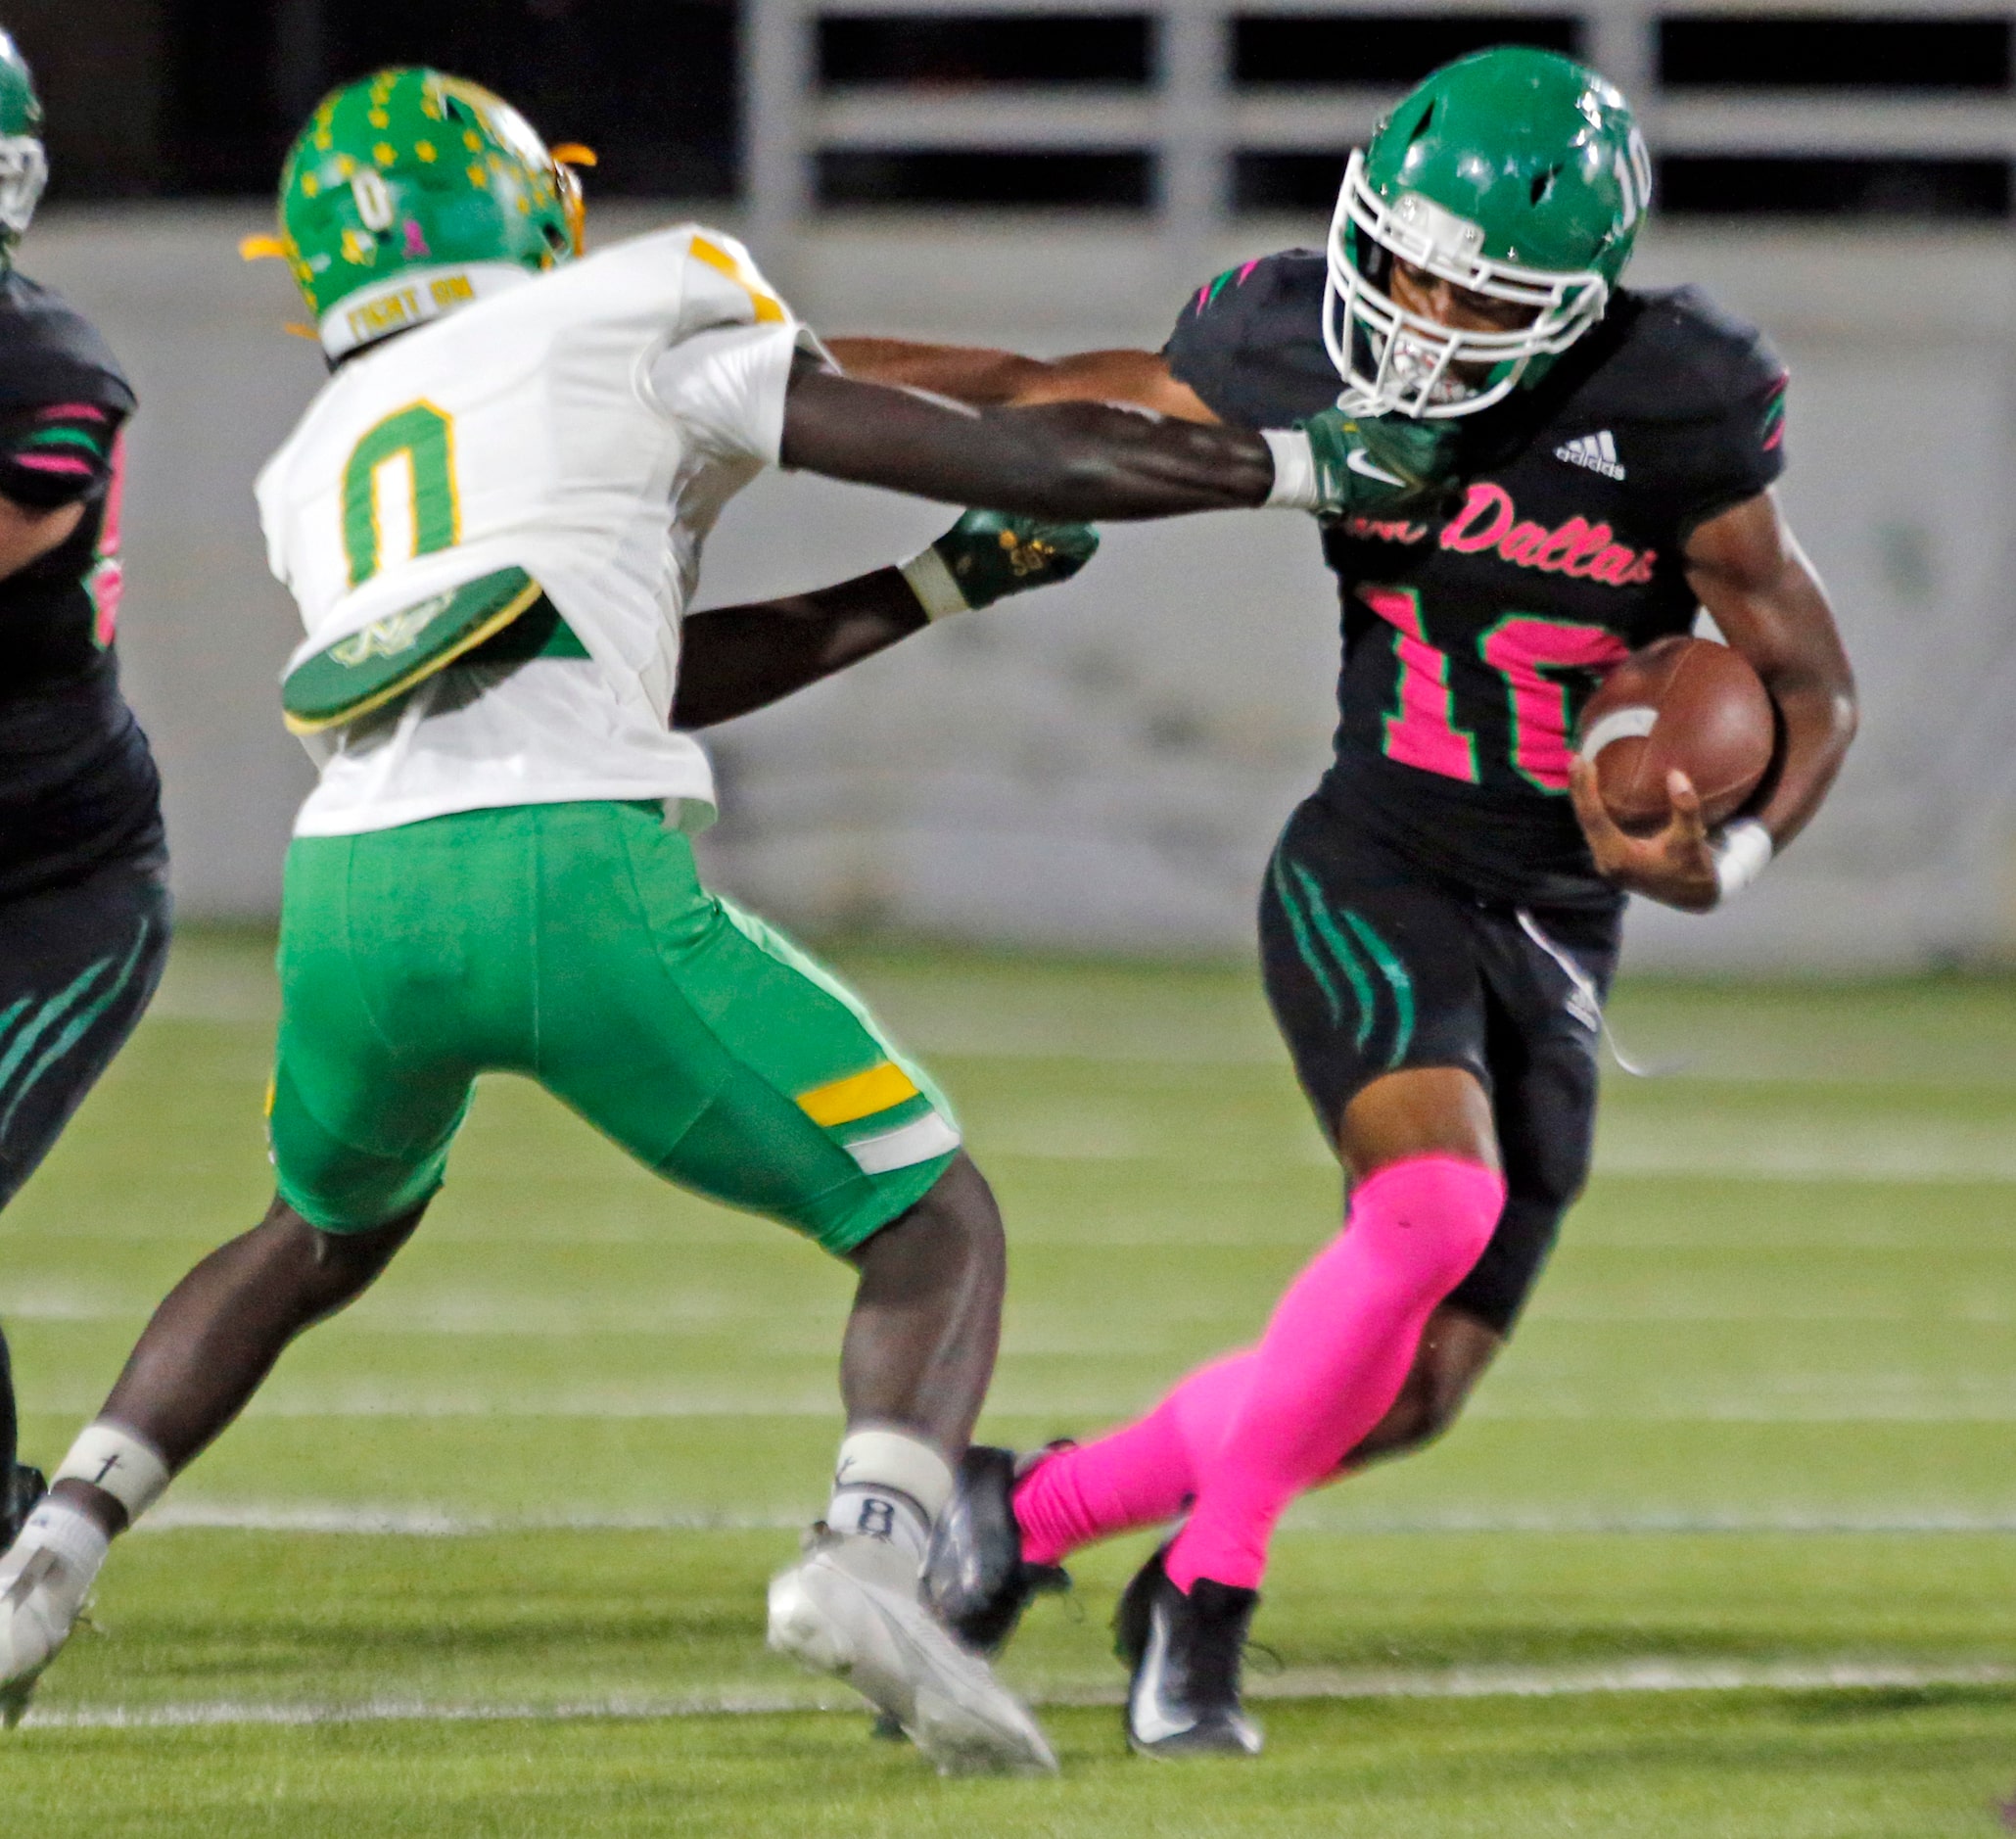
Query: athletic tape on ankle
[[1261, 428, 1319, 509], [833, 1429, 954, 1523], [898, 543, 971, 623], [53, 1423, 171, 1522]]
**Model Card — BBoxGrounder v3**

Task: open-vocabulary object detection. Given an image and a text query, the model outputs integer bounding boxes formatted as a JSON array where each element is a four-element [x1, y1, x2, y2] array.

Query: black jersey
[[1165, 251, 1787, 909], [0, 271, 164, 898]]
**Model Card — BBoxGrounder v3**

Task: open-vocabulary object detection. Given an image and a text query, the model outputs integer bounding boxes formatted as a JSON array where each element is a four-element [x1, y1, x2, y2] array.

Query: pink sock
[[1012, 1350, 1256, 1567], [1164, 1155, 1505, 1593]]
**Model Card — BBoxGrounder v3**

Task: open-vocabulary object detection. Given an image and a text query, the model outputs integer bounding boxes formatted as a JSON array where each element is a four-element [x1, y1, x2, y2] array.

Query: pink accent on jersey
[[33, 402, 110, 422], [1236, 259, 1261, 286], [87, 432, 126, 648], [1438, 483, 1656, 586], [1162, 1155, 1505, 1593], [12, 451, 93, 475], [1361, 585, 1477, 782], [1344, 514, 1430, 544], [1480, 616, 1630, 791], [403, 219, 431, 259], [1012, 1351, 1257, 1568]]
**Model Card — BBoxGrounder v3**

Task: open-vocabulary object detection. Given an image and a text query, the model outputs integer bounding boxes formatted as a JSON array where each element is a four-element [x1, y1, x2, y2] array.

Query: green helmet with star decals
[[273, 68, 590, 359], [0, 29, 47, 265], [1323, 45, 1651, 419]]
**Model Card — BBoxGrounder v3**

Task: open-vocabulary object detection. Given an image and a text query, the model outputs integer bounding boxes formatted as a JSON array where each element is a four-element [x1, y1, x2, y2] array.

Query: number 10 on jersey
[[1360, 585, 1627, 792]]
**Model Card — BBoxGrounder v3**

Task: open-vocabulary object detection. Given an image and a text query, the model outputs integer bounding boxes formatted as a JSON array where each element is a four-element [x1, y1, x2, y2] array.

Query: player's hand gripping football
[[1569, 761, 1721, 913], [1297, 408, 1460, 519], [919, 508, 1100, 613]]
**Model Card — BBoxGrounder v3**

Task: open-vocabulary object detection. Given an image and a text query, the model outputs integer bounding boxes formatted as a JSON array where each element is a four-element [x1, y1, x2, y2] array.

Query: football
[[1576, 636, 1776, 832]]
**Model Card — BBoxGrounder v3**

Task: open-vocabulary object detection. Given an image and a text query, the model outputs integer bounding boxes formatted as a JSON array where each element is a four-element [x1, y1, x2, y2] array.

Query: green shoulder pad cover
[[282, 567, 545, 735]]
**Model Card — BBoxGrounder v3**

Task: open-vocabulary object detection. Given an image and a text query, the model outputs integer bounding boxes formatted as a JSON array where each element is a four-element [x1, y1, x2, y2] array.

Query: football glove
[[1270, 409, 1460, 518], [900, 509, 1100, 622]]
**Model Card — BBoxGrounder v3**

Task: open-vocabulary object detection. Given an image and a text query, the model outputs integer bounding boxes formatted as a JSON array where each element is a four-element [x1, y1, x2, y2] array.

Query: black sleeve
[[1665, 364, 1788, 537], [1636, 292, 1789, 535], [1161, 249, 1345, 431], [0, 401, 124, 510]]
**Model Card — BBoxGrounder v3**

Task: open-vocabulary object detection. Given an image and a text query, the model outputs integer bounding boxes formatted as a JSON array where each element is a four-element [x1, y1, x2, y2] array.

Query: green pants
[[270, 801, 959, 1254]]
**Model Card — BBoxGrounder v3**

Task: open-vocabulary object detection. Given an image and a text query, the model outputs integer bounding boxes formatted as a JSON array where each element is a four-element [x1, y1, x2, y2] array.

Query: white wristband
[[1711, 819, 1773, 904], [54, 1421, 172, 1523], [1261, 428, 1320, 509], [898, 543, 971, 623]]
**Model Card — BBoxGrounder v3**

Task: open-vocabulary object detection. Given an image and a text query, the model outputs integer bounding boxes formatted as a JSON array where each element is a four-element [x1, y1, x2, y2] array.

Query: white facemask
[[0, 134, 47, 243], [1321, 149, 1615, 421]]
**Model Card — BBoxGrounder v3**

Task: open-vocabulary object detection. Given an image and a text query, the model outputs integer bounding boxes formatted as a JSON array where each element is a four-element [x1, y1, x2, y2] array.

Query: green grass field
[[3, 932, 2014, 1835]]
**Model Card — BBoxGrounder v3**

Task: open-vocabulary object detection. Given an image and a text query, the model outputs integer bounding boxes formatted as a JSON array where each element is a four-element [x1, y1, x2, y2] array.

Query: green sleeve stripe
[[22, 426, 108, 454], [1289, 861, 1379, 1053]]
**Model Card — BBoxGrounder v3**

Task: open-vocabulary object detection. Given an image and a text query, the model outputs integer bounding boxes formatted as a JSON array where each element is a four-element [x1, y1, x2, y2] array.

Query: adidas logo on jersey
[[1555, 431, 1624, 481]]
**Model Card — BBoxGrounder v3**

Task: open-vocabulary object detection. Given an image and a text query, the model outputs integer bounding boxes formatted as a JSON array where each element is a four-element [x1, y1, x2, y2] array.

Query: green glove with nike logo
[[899, 508, 1101, 621], [1262, 408, 1460, 518]]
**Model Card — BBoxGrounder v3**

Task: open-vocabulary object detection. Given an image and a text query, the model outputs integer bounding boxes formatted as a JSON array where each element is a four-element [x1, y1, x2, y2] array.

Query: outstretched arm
[[675, 509, 1099, 731], [675, 565, 925, 731], [824, 339, 1220, 422], [1571, 490, 1856, 912], [780, 354, 1266, 519]]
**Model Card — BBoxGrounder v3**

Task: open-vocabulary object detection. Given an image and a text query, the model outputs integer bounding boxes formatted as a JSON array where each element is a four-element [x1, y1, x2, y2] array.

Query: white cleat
[[0, 1505, 104, 1729], [769, 1528, 1057, 1776]]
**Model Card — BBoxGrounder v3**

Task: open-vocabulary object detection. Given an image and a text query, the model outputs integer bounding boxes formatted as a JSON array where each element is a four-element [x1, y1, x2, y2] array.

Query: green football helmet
[[1323, 46, 1651, 419], [0, 30, 47, 263], [269, 68, 590, 358]]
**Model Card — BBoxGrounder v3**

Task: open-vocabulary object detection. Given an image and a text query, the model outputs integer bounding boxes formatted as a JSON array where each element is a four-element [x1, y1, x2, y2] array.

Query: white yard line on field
[[134, 1501, 2016, 1536], [21, 1659, 2015, 1732]]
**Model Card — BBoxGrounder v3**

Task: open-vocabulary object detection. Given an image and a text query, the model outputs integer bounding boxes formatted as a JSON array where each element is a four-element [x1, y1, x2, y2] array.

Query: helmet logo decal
[[1615, 129, 1654, 231], [351, 167, 396, 232]]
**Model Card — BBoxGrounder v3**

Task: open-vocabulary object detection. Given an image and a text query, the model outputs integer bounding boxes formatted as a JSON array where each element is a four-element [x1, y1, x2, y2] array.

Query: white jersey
[[256, 224, 820, 837]]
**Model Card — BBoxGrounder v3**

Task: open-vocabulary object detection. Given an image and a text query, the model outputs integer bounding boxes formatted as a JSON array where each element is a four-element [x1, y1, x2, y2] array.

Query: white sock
[[0, 1500, 108, 1624], [824, 1429, 954, 1569]]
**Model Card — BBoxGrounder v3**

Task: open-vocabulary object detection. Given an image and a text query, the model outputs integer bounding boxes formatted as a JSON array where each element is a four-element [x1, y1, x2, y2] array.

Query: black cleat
[[0, 1466, 44, 1553], [922, 1444, 1070, 1657], [1115, 1545, 1262, 1759]]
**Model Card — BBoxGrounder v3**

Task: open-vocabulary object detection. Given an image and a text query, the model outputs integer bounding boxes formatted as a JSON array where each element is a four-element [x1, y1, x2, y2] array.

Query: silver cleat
[[769, 1526, 1057, 1776]]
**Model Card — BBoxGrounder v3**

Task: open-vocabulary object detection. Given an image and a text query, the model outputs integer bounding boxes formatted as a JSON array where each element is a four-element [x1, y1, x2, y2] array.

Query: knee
[[854, 1153, 1006, 1291], [1347, 1311, 1499, 1467], [1354, 1154, 1506, 1295], [257, 1198, 421, 1321], [1352, 1367, 1467, 1464]]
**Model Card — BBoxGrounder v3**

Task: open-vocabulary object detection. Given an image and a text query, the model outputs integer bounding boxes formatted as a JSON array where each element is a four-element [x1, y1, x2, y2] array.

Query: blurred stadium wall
[[23, 208, 2013, 968], [16, 1, 2016, 967]]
